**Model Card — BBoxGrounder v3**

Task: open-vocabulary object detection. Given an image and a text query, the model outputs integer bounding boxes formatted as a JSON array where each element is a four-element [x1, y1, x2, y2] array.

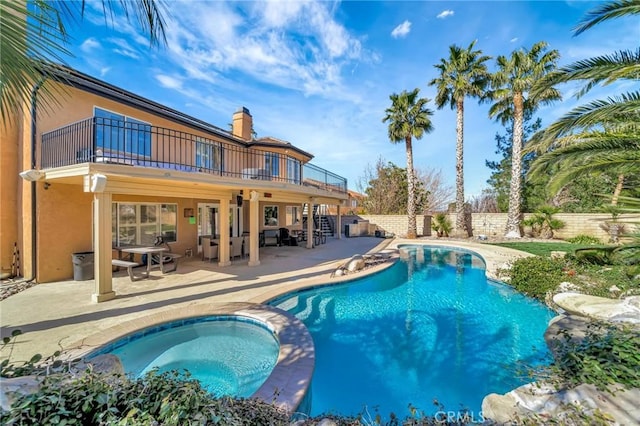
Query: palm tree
[[428, 40, 491, 237], [1, 0, 168, 122], [487, 41, 561, 238], [382, 88, 435, 238], [528, 0, 639, 203]]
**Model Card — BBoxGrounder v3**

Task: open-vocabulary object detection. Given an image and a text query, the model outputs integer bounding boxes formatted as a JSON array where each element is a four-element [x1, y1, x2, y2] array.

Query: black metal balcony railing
[[41, 117, 347, 194]]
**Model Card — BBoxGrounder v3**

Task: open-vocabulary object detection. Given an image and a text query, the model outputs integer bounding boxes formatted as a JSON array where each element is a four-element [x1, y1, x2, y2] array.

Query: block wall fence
[[338, 213, 639, 242]]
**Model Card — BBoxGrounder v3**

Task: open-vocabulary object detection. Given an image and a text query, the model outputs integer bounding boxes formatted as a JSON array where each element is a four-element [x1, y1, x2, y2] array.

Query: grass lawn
[[486, 241, 590, 257]]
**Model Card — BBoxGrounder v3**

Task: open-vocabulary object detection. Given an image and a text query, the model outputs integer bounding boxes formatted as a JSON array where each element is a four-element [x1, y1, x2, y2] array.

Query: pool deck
[[0, 236, 531, 411]]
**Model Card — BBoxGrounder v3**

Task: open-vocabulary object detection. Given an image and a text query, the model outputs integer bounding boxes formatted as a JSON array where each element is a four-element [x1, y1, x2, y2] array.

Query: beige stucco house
[[1, 65, 347, 302]]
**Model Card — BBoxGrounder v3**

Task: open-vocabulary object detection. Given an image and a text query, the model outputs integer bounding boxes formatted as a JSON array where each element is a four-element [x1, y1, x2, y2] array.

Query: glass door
[[197, 203, 243, 253]]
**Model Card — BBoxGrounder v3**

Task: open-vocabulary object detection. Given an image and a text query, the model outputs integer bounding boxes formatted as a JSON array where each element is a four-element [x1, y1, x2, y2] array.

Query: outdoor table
[[119, 246, 167, 278]]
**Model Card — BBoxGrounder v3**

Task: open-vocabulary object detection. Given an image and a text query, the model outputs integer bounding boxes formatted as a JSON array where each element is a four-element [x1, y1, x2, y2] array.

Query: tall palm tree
[[1, 0, 168, 122], [488, 41, 561, 237], [429, 40, 491, 237], [382, 88, 435, 239]]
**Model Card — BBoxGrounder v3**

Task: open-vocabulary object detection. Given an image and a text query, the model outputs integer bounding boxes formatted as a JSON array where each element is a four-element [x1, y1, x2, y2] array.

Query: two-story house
[[1, 65, 347, 302]]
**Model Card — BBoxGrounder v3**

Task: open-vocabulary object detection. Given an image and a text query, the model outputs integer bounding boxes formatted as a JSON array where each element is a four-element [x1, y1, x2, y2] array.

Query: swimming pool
[[270, 245, 554, 418], [90, 315, 280, 398]]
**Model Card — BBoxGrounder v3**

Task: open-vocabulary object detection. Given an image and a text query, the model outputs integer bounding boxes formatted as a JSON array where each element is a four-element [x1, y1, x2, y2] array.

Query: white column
[[218, 196, 231, 266], [249, 190, 260, 266], [306, 201, 314, 249], [92, 191, 115, 303], [336, 203, 342, 240]]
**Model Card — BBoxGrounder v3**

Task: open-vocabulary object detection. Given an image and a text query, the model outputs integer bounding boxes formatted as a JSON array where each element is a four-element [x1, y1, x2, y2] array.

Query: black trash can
[[345, 224, 350, 238], [72, 251, 94, 281]]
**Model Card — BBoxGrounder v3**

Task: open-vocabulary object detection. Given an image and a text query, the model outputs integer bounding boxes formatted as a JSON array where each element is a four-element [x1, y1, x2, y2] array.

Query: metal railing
[[41, 117, 347, 193]]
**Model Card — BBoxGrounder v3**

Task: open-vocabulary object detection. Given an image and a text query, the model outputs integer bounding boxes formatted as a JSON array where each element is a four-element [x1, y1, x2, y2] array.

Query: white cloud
[[80, 37, 101, 53], [107, 38, 140, 59], [156, 0, 370, 100], [391, 20, 412, 39], [99, 67, 111, 77], [113, 49, 140, 60], [155, 74, 183, 90], [437, 10, 454, 19], [510, 37, 518, 43]]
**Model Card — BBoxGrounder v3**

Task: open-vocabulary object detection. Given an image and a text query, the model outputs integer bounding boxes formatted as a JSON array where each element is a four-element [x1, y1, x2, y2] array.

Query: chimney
[[232, 107, 253, 141]]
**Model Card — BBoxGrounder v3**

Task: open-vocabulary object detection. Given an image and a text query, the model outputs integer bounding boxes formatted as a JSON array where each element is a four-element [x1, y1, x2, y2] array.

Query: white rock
[[557, 282, 580, 292], [70, 354, 124, 376], [346, 255, 365, 272], [0, 376, 43, 411], [553, 292, 640, 324]]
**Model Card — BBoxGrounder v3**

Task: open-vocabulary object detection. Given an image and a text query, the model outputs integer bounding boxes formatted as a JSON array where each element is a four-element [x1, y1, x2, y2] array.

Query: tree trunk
[[455, 98, 467, 237], [611, 174, 625, 205], [405, 136, 417, 238], [505, 93, 524, 238]]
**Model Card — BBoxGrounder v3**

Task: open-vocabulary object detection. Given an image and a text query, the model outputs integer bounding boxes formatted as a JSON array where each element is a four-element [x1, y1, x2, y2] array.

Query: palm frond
[[535, 49, 640, 98], [0, 0, 168, 123], [528, 135, 640, 192], [544, 91, 640, 139], [574, 0, 640, 35]]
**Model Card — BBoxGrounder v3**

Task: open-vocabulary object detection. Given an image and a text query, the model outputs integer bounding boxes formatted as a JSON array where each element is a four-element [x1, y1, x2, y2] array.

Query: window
[[285, 206, 300, 226], [196, 138, 224, 171], [264, 206, 278, 227], [95, 107, 151, 156], [113, 203, 177, 246], [264, 152, 279, 176], [286, 158, 300, 184]]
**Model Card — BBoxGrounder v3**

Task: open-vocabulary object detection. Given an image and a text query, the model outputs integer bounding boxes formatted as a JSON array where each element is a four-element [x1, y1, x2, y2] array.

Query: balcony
[[40, 117, 347, 194]]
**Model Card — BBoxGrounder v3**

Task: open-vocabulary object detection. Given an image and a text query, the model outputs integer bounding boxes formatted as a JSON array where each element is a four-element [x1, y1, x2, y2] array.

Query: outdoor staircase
[[302, 205, 335, 236]]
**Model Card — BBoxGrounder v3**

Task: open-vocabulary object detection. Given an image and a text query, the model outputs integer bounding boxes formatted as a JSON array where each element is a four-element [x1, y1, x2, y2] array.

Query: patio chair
[[202, 237, 218, 262], [279, 227, 297, 246], [263, 229, 280, 247], [230, 237, 244, 259]]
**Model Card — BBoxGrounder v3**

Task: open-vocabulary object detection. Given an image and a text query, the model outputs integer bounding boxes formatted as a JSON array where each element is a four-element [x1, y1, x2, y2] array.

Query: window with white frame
[[94, 107, 151, 156], [286, 157, 300, 184], [285, 206, 300, 226], [264, 206, 278, 227], [195, 137, 224, 172], [264, 152, 279, 176], [112, 203, 177, 246]]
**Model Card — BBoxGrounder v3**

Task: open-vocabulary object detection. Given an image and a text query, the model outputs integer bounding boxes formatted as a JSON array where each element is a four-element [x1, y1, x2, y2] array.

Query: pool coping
[[64, 302, 314, 414]]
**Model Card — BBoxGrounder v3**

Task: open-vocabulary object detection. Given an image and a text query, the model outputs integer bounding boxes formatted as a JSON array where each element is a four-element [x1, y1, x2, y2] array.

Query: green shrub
[[503, 256, 569, 300], [566, 235, 601, 245], [547, 322, 640, 392], [0, 369, 289, 425]]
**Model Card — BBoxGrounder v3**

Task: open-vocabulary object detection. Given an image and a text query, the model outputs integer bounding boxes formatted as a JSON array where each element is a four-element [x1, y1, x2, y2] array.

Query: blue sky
[[59, 1, 637, 196]]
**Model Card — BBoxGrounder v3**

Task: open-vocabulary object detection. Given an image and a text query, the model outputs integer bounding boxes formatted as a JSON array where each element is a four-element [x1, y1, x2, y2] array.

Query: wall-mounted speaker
[[91, 174, 107, 192]]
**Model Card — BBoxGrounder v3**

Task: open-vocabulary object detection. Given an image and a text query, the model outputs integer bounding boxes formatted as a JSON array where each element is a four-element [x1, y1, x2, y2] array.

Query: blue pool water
[[93, 316, 279, 398], [271, 246, 554, 418]]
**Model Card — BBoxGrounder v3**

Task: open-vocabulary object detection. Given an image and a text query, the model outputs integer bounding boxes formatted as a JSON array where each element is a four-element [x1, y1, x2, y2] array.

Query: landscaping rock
[[482, 382, 640, 425], [544, 314, 591, 358], [69, 354, 124, 377], [0, 376, 43, 411], [557, 281, 580, 293], [345, 255, 365, 273], [553, 292, 640, 324]]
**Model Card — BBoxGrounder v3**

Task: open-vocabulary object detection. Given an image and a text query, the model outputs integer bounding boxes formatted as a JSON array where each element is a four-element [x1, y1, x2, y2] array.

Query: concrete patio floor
[[0, 237, 529, 362]]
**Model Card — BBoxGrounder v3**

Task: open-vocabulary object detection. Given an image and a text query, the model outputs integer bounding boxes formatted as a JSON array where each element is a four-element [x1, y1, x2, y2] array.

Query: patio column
[[218, 196, 231, 266], [248, 190, 260, 266], [336, 203, 342, 240], [92, 191, 115, 303], [306, 200, 314, 249]]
